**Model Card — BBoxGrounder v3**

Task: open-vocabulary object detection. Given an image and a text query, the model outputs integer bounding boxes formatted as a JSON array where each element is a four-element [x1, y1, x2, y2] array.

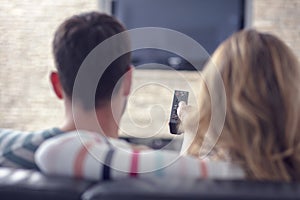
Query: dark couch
[[1, 167, 300, 200]]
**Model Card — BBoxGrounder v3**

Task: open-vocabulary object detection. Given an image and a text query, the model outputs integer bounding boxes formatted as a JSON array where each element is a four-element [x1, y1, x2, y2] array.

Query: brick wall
[[0, 0, 299, 132], [0, 0, 97, 130], [252, 0, 300, 60]]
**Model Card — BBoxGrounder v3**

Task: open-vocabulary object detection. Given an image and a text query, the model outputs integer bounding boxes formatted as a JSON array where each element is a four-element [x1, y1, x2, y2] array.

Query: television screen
[[112, 0, 245, 70]]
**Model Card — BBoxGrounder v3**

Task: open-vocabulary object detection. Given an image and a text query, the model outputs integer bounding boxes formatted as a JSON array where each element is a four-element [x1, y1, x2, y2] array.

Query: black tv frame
[[99, 0, 252, 70]]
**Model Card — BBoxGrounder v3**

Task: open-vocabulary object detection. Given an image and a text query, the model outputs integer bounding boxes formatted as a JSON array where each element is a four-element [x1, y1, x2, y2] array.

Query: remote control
[[169, 90, 189, 134]]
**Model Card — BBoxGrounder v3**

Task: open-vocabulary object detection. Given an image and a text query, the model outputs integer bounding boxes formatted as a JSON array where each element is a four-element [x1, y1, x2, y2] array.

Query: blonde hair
[[188, 29, 300, 181]]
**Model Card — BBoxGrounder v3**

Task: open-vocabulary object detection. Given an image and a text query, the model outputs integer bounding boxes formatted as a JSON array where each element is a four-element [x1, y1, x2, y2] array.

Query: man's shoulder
[[41, 130, 134, 150]]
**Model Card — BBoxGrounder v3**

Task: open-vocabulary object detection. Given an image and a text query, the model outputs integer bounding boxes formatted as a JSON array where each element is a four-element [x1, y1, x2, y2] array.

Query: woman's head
[[190, 29, 300, 181]]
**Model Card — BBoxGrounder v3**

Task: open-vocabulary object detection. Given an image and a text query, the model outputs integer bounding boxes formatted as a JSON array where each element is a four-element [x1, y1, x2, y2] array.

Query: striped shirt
[[0, 128, 63, 169], [36, 130, 245, 180]]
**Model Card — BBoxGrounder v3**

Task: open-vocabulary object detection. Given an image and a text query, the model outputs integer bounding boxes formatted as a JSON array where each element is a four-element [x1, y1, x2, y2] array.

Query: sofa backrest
[[1, 167, 300, 200], [0, 168, 93, 200], [82, 177, 300, 200]]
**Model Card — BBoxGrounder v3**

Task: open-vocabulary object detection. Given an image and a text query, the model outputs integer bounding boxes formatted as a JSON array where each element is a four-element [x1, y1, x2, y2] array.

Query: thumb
[[177, 102, 199, 134], [177, 101, 193, 121]]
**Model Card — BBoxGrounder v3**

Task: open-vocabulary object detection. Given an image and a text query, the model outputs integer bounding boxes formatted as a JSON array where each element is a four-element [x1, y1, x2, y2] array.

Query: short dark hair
[[53, 11, 131, 109]]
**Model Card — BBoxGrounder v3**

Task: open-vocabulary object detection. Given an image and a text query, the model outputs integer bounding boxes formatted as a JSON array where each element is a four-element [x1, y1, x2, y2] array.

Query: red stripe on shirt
[[130, 150, 139, 177], [200, 160, 208, 178], [73, 142, 95, 177]]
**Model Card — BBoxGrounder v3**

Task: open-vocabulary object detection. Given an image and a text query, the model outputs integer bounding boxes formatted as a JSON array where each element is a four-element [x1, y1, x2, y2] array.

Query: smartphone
[[169, 90, 189, 134]]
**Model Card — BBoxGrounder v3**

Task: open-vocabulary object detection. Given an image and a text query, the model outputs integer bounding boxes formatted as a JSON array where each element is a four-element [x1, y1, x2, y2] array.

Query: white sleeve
[[35, 131, 244, 181]]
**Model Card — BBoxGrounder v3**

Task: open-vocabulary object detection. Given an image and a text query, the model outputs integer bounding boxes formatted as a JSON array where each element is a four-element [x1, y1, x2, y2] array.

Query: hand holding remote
[[169, 90, 189, 135], [177, 101, 199, 134], [177, 101, 200, 155]]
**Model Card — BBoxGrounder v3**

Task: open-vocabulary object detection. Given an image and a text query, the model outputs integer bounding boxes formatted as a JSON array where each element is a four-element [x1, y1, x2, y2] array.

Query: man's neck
[[60, 100, 119, 138]]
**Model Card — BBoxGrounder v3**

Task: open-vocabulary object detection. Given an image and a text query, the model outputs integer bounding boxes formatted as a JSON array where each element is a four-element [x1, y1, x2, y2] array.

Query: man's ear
[[122, 65, 133, 96], [50, 72, 63, 99]]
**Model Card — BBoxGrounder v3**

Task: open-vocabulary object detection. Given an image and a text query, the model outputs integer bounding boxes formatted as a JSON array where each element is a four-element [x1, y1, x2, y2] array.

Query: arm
[[35, 131, 244, 181], [0, 128, 60, 169], [177, 102, 200, 155]]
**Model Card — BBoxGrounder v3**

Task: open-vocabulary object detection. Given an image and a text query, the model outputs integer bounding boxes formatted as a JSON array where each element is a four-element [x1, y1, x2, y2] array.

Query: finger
[[177, 101, 187, 120], [178, 101, 186, 108]]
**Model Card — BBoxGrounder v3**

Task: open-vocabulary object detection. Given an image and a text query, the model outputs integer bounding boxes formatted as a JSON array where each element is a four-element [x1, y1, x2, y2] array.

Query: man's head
[[51, 11, 131, 109]]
